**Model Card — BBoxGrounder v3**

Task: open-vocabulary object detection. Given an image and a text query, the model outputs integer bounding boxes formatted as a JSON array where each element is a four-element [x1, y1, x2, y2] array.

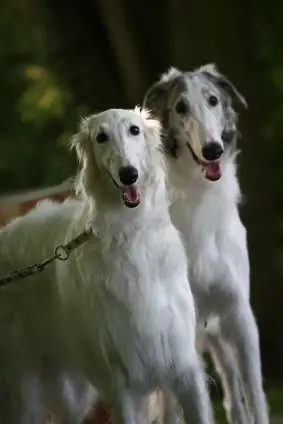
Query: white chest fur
[[56, 215, 195, 392], [169, 161, 250, 318]]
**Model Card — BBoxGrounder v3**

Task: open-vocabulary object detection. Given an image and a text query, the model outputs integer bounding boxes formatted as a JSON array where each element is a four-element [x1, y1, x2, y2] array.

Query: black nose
[[202, 142, 224, 161], [119, 165, 138, 186]]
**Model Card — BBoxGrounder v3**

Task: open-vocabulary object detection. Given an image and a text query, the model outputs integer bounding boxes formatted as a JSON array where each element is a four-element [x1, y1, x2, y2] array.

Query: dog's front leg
[[162, 389, 179, 424], [172, 354, 214, 424], [42, 364, 94, 424], [220, 300, 269, 424], [206, 333, 249, 424], [0, 370, 45, 424], [109, 387, 146, 424]]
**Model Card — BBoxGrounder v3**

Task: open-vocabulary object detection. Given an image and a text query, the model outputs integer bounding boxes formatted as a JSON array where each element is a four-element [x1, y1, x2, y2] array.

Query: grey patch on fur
[[144, 73, 188, 157], [143, 64, 246, 159], [201, 70, 247, 109]]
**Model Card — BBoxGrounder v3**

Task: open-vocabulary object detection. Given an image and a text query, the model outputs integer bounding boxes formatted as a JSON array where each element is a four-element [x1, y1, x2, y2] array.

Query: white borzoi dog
[[0, 107, 214, 424], [143, 64, 269, 424]]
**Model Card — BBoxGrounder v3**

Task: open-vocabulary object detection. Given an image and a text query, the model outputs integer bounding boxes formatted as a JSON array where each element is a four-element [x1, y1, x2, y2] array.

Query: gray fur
[[144, 73, 188, 157]]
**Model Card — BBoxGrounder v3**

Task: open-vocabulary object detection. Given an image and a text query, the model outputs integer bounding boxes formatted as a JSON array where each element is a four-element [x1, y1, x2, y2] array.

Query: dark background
[[1, 0, 283, 412]]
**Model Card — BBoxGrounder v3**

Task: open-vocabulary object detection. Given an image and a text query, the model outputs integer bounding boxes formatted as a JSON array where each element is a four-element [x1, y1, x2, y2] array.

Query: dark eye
[[96, 132, 108, 143], [208, 95, 219, 107], [129, 125, 140, 136], [175, 99, 188, 114]]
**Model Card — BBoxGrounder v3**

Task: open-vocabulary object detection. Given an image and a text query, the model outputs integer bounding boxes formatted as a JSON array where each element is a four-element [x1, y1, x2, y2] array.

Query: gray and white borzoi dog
[[143, 64, 269, 424], [0, 107, 214, 424]]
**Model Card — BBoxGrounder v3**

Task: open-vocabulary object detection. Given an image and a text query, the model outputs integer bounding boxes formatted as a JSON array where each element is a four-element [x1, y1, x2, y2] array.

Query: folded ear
[[160, 66, 182, 83], [200, 63, 247, 109], [143, 69, 181, 118], [70, 116, 101, 199], [136, 106, 162, 137], [70, 117, 90, 165], [143, 71, 183, 157], [143, 81, 169, 118], [199, 63, 218, 75]]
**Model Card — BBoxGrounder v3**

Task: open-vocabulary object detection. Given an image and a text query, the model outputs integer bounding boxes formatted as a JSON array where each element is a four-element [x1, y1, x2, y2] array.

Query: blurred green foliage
[[0, 0, 85, 193]]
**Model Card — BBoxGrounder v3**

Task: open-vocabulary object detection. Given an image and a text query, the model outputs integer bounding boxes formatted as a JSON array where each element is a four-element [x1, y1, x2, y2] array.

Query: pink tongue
[[122, 184, 140, 203], [205, 161, 221, 179]]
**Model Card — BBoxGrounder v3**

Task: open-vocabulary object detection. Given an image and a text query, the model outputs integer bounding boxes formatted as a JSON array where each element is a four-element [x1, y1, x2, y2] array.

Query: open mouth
[[111, 176, 141, 208], [186, 143, 222, 181], [120, 184, 141, 208]]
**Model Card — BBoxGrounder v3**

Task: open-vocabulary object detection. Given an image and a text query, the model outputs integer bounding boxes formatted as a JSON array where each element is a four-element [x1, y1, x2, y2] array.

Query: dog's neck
[[167, 147, 241, 208], [86, 179, 170, 237]]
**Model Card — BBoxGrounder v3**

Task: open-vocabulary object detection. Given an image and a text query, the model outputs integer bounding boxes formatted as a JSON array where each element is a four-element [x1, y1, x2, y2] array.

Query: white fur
[[144, 65, 269, 424], [0, 108, 213, 424]]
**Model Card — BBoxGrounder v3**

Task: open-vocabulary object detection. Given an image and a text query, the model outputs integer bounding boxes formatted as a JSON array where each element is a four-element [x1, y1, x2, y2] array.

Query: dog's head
[[71, 107, 162, 208], [143, 63, 247, 182]]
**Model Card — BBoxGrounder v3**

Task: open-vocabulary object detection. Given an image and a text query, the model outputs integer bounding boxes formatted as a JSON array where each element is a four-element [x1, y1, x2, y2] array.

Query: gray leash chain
[[0, 228, 93, 288]]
